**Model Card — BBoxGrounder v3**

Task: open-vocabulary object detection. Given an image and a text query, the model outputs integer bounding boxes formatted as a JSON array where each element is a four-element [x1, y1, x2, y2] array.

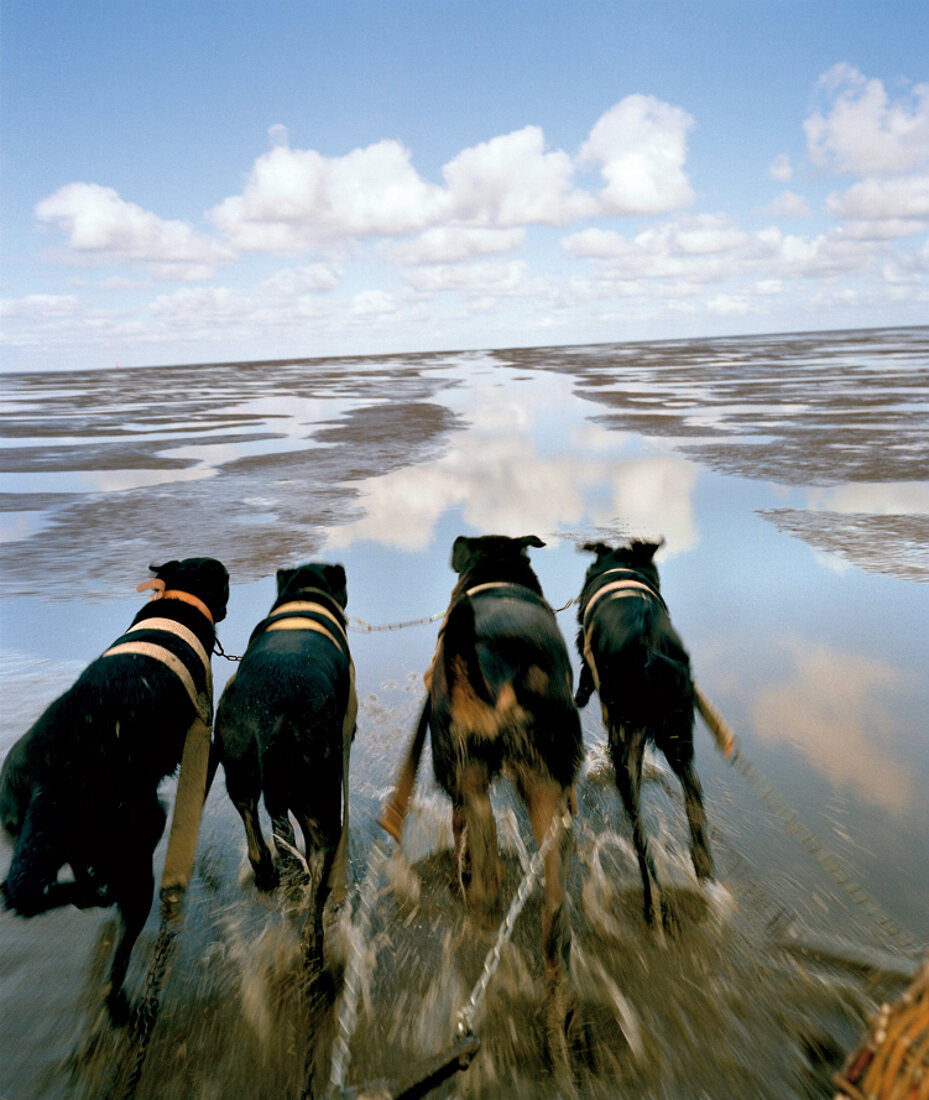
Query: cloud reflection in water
[[325, 370, 700, 552], [752, 638, 916, 813]]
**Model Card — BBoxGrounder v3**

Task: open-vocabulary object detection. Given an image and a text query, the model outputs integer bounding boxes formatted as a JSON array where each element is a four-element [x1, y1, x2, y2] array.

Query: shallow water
[[1, 326, 927, 1099]]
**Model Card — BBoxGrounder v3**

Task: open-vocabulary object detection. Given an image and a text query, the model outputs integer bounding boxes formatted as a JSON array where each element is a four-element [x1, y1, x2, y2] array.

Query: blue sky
[[2, 1, 928, 371]]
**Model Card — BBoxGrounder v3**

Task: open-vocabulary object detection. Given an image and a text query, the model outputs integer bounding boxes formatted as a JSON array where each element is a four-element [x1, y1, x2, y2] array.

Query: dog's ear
[[628, 538, 665, 563], [323, 564, 348, 608], [451, 535, 475, 574], [581, 542, 613, 560], [149, 560, 180, 579], [276, 567, 298, 595], [517, 535, 545, 555]]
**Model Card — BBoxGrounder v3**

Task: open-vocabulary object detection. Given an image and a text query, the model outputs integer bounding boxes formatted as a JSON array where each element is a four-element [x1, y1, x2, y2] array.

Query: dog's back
[[0, 556, 229, 1019], [576, 540, 712, 924], [430, 535, 582, 792], [214, 562, 354, 921], [586, 584, 694, 741]]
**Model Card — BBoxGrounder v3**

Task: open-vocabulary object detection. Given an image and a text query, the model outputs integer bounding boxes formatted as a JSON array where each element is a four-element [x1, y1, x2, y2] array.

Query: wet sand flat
[[0, 326, 927, 1099]]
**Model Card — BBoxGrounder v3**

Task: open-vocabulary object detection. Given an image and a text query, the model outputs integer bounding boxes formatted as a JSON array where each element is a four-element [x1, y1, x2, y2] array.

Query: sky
[[1, 0, 928, 372]]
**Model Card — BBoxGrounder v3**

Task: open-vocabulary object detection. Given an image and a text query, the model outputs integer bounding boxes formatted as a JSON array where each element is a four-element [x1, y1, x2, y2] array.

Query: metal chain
[[455, 807, 572, 1038], [347, 592, 578, 635], [347, 611, 445, 633], [212, 636, 242, 662], [111, 897, 181, 1099]]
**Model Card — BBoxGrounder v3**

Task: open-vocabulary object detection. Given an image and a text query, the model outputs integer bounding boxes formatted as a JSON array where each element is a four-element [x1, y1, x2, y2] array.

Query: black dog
[[424, 535, 583, 1056], [0, 557, 229, 1021], [214, 563, 355, 965], [575, 540, 712, 925]]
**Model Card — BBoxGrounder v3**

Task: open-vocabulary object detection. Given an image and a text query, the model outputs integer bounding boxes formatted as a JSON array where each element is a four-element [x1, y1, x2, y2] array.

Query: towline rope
[[693, 690, 925, 959]]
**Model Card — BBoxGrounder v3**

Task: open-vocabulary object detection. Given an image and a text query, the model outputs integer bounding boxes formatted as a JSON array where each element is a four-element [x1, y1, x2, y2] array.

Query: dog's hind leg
[[665, 737, 713, 882], [459, 761, 500, 918], [224, 757, 278, 890], [294, 791, 341, 975], [2, 793, 104, 915], [240, 797, 278, 891], [451, 799, 468, 890], [267, 803, 303, 881], [519, 773, 574, 1071], [611, 724, 661, 926], [106, 864, 154, 1025], [104, 794, 166, 1025]]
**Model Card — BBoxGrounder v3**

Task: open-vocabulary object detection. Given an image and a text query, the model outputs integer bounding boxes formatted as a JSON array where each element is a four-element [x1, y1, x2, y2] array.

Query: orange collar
[[162, 589, 214, 623], [137, 577, 213, 623]]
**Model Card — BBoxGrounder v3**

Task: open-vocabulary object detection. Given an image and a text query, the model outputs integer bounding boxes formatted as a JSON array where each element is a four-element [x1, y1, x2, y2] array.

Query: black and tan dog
[[214, 563, 355, 966], [424, 534, 583, 1053], [0, 557, 229, 1022], [575, 540, 712, 925]]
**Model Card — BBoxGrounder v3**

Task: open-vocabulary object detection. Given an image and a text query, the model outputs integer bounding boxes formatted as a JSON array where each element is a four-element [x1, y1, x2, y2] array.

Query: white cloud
[[805, 65, 929, 175], [763, 191, 812, 219], [388, 226, 525, 265], [826, 174, 929, 222], [208, 140, 448, 250], [350, 289, 397, 316], [403, 259, 527, 295], [443, 125, 594, 226], [563, 214, 889, 291], [205, 96, 694, 257], [579, 95, 695, 214], [257, 263, 341, 295], [707, 293, 752, 315], [0, 293, 82, 319], [35, 183, 233, 279], [267, 123, 289, 148], [769, 153, 793, 182]]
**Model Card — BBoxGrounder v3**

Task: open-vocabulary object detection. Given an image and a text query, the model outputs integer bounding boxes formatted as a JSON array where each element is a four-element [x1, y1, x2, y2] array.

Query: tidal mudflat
[[1, 326, 926, 1098]]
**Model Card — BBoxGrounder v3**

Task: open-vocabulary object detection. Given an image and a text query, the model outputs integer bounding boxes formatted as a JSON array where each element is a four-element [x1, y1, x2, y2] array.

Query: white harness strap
[[582, 578, 660, 626], [126, 617, 212, 681], [271, 599, 349, 646], [582, 573, 664, 697], [102, 615, 213, 723]]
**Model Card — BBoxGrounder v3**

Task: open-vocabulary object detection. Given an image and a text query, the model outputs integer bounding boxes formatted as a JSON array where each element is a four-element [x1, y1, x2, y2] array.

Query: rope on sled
[[833, 950, 929, 1099]]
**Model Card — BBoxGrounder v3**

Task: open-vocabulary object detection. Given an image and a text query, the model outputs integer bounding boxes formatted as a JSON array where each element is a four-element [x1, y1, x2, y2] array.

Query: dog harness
[[581, 569, 667, 696], [101, 597, 214, 723], [260, 599, 349, 652], [246, 590, 357, 903]]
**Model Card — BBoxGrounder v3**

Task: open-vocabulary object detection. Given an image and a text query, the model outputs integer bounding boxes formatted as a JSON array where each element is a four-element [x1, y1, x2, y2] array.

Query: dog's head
[[450, 534, 545, 577], [149, 557, 230, 622], [276, 562, 348, 609], [580, 538, 664, 591]]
